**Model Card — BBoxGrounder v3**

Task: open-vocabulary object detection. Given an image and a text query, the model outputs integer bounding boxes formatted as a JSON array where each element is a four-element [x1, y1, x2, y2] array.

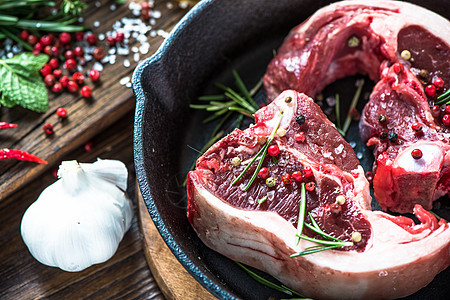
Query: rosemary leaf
[[198, 94, 225, 101], [295, 183, 307, 245], [232, 69, 259, 110], [258, 195, 267, 204], [435, 89, 450, 105], [290, 244, 345, 257], [341, 79, 364, 135], [298, 234, 353, 247], [335, 93, 341, 129], [235, 262, 305, 298]]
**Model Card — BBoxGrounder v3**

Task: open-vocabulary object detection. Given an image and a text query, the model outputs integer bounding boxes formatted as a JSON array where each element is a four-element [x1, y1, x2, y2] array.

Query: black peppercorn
[[378, 114, 387, 123], [388, 132, 398, 142], [380, 132, 388, 139], [296, 114, 306, 125]]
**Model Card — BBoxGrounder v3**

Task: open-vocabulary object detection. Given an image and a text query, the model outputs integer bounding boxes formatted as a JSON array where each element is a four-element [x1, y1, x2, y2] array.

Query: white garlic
[[21, 159, 133, 272]]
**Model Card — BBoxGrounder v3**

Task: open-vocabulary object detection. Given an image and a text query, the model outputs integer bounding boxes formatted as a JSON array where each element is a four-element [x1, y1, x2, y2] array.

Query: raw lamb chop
[[187, 90, 450, 299], [263, 0, 450, 213]]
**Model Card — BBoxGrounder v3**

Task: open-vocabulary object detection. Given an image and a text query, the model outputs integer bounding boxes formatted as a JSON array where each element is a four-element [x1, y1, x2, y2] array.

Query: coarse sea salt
[[120, 77, 130, 85]]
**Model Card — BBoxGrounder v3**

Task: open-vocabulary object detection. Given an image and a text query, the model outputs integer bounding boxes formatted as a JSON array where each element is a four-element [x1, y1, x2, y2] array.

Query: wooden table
[[0, 1, 202, 298]]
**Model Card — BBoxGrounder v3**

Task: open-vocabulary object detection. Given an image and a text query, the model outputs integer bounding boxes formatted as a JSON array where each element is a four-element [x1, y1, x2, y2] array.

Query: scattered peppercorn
[[445, 105, 450, 115], [27, 35, 38, 46], [294, 132, 305, 142], [51, 82, 63, 93], [40, 64, 52, 77], [330, 203, 342, 215], [74, 46, 84, 57], [67, 80, 79, 93], [258, 167, 269, 180], [64, 58, 77, 71], [305, 181, 316, 191], [425, 84, 436, 97], [352, 231, 362, 242], [418, 69, 430, 84], [282, 173, 292, 184], [431, 105, 441, 117], [93, 46, 105, 60], [72, 72, 85, 85], [53, 69, 62, 78], [80, 86, 93, 98], [231, 156, 241, 166], [59, 32, 71, 45], [43, 123, 54, 135], [285, 96, 292, 103], [59, 76, 70, 88], [335, 195, 346, 205], [411, 122, 423, 132], [388, 132, 398, 142], [377, 114, 387, 123], [86, 33, 98, 45], [433, 77, 444, 90], [443, 114, 450, 126], [48, 58, 59, 69], [392, 62, 403, 74], [365, 171, 374, 183], [268, 144, 280, 156], [43, 74, 56, 87], [303, 166, 313, 177], [84, 141, 94, 152], [266, 177, 276, 187], [292, 171, 303, 182], [20, 30, 29, 41], [411, 149, 423, 159], [380, 131, 388, 140], [89, 69, 100, 82], [296, 114, 306, 125], [56, 107, 67, 118], [347, 35, 360, 47], [400, 49, 411, 60]]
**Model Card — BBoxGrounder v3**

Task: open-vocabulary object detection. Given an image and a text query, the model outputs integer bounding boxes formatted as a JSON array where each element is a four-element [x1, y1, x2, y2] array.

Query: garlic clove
[[21, 159, 133, 272]]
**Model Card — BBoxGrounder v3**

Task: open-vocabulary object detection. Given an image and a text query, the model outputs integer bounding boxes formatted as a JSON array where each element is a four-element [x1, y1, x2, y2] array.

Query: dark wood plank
[[0, 0, 190, 201]]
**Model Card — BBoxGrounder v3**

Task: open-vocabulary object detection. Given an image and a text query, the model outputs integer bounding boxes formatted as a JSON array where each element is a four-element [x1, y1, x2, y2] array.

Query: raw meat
[[187, 90, 450, 299], [263, 0, 450, 213]]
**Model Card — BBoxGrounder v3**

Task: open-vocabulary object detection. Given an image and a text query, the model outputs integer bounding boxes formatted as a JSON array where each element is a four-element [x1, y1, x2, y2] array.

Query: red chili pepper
[[0, 122, 18, 129], [0, 148, 47, 164]]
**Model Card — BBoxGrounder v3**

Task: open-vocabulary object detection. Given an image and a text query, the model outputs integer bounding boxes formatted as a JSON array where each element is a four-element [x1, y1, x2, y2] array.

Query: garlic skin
[[21, 159, 133, 272]]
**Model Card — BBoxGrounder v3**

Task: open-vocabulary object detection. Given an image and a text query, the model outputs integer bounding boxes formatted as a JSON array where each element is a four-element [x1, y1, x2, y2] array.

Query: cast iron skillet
[[132, 0, 450, 299]]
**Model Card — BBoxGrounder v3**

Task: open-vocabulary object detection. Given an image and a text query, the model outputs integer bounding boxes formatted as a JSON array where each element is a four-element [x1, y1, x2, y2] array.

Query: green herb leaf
[[0, 52, 49, 112]]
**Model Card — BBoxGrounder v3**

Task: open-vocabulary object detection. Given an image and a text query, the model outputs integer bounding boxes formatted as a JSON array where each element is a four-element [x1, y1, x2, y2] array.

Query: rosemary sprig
[[291, 183, 353, 257], [235, 262, 308, 298], [232, 111, 284, 191], [337, 79, 364, 136], [335, 93, 341, 129], [434, 89, 450, 105], [258, 195, 267, 204]]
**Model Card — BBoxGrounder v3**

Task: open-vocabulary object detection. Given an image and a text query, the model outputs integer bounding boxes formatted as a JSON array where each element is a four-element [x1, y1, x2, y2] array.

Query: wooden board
[[137, 183, 217, 300], [0, 0, 189, 202]]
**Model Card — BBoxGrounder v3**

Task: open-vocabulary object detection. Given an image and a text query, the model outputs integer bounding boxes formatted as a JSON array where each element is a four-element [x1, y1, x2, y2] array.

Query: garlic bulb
[[21, 159, 133, 272]]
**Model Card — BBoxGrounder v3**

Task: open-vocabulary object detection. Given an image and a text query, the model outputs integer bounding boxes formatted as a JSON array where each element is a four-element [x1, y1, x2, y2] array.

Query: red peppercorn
[[425, 84, 436, 97], [411, 122, 423, 132], [294, 132, 305, 142], [141, 2, 150, 9], [59, 32, 71, 44], [20, 30, 29, 41], [40, 35, 52, 46], [44, 74, 56, 87], [51, 82, 63, 93], [392, 62, 403, 74], [303, 166, 313, 177], [34, 42, 43, 52], [443, 114, 450, 126], [27, 35, 38, 46], [72, 72, 85, 84], [106, 35, 116, 46], [116, 32, 124, 43], [305, 181, 316, 191], [56, 107, 67, 118], [48, 58, 59, 69], [445, 105, 450, 115], [40, 64, 52, 77], [51, 46, 60, 57], [64, 50, 75, 60], [84, 141, 94, 152], [64, 58, 77, 71], [89, 69, 100, 82], [86, 33, 98, 45], [411, 149, 423, 159], [365, 171, 374, 183], [431, 105, 441, 117], [75, 31, 85, 41], [93, 47, 105, 60], [80, 85, 92, 98], [292, 171, 303, 182], [74, 46, 84, 57], [258, 167, 269, 180], [433, 77, 444, 90], [44, 45, 53, 56], [59, 75, 70, 88], [141, 8, 150, 21], [53, 69, 62, 78], [67, 80, 79, 93], [282, 173, 292, 184], [268, 144, 280, 156], [330, 203, 342, 215], [43, 123, 54, 135]]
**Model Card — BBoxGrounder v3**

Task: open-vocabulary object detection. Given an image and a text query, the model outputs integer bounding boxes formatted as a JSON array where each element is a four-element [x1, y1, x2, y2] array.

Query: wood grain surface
[[137, 185, 217, 300], [0, 1, 195, 299]]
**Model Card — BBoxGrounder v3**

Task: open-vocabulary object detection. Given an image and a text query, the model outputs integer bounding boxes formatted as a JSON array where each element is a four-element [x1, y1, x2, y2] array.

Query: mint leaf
[[0, 52, 49, 113]]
